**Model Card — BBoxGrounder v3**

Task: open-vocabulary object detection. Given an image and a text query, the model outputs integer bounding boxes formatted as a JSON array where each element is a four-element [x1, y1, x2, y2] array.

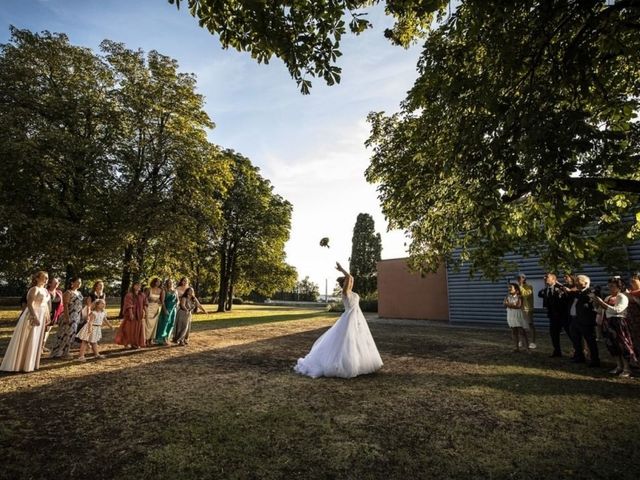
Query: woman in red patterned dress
[[115, 282, 147, 349]]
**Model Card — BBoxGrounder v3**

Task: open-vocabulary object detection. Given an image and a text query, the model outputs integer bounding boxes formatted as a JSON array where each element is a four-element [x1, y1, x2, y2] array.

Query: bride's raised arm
[[335, 262, 353, 294]]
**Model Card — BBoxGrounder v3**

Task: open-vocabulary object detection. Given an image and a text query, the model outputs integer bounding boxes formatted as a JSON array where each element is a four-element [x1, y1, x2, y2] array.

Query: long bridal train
[[294, 290, 383, 379]]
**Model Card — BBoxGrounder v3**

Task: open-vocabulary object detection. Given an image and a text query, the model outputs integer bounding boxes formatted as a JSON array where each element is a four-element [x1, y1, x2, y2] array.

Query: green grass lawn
[[0, 305, 639, 480]]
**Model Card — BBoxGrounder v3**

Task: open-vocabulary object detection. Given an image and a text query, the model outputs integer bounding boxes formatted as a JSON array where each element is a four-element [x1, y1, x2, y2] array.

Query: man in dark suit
[[564, 274, 600, 367], [538, 273, 572, 357]]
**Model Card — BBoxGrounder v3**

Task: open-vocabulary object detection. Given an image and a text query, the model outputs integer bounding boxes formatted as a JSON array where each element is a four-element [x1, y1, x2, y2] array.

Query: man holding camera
[[564, 274, 600, 367]]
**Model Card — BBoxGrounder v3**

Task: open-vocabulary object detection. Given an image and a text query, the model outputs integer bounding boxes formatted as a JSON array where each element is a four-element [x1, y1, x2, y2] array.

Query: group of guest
[[0, 273, 207, 373], [508, 271, 640, 377], [115, 277, 207, 350]]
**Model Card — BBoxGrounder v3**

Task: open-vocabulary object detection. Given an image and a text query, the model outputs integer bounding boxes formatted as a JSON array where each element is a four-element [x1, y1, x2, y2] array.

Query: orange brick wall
[[377, 258, 449, 321]]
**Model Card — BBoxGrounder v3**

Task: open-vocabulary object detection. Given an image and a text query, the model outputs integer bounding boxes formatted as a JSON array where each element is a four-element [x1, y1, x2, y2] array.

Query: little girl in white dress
[[294, 262, 383, 378], [77, 299, 114, 361]]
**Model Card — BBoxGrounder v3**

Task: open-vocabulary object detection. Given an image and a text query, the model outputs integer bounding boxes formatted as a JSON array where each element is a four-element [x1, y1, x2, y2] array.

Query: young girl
[[77, 299, 114, 361], [77, 280, 106, 346], [504, 283, 530, 352]]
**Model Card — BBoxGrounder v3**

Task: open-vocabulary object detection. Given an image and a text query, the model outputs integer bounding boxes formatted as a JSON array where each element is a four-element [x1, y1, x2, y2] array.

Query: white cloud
[[260, 111, 410, 291]]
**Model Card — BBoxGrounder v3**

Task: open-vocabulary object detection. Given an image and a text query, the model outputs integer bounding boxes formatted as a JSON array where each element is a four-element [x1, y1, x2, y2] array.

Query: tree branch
[[501, 176, 640, 202]]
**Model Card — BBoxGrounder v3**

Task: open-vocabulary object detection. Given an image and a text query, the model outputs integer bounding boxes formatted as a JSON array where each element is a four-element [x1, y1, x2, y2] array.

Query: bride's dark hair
[[337, 276, 345, 288]]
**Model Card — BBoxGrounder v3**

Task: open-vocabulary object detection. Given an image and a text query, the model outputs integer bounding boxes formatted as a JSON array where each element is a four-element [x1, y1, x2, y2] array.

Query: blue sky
[[0, 0, 423, 293]]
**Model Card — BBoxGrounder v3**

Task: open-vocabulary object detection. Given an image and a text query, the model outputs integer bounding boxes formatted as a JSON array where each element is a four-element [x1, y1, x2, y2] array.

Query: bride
[[294, 262, 383, 378]]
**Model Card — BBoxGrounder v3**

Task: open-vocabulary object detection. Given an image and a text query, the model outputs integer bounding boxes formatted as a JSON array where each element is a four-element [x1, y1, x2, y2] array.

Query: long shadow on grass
[[1, 325, 640, 480], [0, 309, 334, 358], [0, 319, 617, 381], [190, 310, 335, 333], [2, 324, 637, 398], [373, 322, 616, 378]]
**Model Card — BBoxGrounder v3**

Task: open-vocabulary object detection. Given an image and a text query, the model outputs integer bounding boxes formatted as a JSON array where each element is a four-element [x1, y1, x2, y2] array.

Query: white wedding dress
[[294, 291, 383, 378]]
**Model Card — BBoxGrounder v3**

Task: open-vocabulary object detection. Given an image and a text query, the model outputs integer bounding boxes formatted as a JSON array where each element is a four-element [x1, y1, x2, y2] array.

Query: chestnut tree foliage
[[366, 1, 640, 277], [169, 0, 448, 93]]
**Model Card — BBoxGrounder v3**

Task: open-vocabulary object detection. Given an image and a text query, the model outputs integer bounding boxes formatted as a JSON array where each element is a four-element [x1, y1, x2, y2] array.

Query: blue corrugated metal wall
[[447, 244, 640, 327]]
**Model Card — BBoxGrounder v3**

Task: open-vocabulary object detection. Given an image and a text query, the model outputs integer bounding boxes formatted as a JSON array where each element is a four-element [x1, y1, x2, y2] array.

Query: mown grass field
[[1, 304, 639, 480]]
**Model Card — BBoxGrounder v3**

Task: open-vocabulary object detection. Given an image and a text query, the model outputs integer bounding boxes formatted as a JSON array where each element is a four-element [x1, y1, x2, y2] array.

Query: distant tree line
[[271, 277, 321, 302]]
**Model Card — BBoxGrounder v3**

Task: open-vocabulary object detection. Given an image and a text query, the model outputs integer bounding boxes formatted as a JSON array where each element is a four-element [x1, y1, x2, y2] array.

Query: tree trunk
[[134, 240, 146, 284], [64, 263, 76, 290], [119, 243, 134, 318], [217, 243, 229, 312], [225, 250, 238, 311], [226, 282, 234, 311], [194, 259, 201, 298]]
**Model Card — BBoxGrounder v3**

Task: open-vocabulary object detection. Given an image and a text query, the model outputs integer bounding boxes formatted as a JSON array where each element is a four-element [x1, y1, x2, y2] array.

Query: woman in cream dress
[[144, 278, 164, 346], [1, 271, 50, 373]]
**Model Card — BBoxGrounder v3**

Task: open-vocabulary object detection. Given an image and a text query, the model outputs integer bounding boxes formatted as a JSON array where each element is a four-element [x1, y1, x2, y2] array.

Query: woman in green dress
[[155, 279, 179, 346]]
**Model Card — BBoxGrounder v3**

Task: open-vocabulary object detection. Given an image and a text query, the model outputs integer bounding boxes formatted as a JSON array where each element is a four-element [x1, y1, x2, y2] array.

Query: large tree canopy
[[0, 28, 121, 281], [366, 0, 640, 278]]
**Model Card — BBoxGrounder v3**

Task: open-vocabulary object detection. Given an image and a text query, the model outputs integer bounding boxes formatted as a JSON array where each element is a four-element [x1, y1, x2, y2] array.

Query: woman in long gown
[[173, 287, 206, 346], [144, 278, 163, 346], [51, 277, 83, 359], [115, 282, 147, 349], [156, 279, 178, 346], [176, 277, 190, 297], [592, 277, 636, 377], [294, 262, 383, 379], [625, 274, 640, 365], [42, 276, 64, 353], [1, 271, 50, 372]]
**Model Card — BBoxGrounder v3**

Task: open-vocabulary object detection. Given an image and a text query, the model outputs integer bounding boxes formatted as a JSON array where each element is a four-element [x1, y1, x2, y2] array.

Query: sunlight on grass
[[0, 304, 334, 339]]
